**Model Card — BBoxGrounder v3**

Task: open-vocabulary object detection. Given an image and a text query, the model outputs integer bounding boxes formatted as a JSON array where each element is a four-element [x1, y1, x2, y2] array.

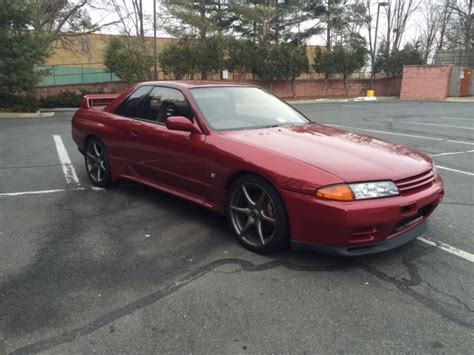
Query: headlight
[[349, 181, 399, 200], [316, 181, 399, 201], [432, 164, 438, 179]]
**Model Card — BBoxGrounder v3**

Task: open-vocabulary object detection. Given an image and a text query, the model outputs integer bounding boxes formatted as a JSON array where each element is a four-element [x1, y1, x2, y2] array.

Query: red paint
[[72, 81, 444, 250], [166, 116, 201, 133]]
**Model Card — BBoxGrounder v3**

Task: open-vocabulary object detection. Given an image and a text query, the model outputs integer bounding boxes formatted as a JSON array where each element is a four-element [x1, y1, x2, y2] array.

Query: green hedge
[[0, 94, 40, 112], [39, 89, 105, 108], [0, 89, 108, 112]]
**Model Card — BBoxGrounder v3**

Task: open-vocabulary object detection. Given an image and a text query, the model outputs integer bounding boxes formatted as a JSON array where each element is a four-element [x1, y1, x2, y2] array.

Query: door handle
[[131, 129, 140, 137]]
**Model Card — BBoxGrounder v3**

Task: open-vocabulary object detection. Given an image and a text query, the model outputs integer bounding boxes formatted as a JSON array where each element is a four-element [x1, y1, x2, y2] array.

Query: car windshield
[[190, 87, 309, 131]]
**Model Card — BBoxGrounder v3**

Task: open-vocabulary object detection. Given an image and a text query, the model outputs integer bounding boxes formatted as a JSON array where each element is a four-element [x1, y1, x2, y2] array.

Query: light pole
[[153, 0, 157, 80], [371, 2, 388, 90]]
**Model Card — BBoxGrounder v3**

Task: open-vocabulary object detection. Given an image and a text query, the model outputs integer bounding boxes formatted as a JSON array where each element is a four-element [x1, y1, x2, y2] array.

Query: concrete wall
[[401, 65, 453, 101], [33, 78, 401, 100]]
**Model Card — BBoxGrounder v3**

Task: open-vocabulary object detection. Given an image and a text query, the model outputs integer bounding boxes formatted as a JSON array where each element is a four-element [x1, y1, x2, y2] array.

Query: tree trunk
[[343, 74, 348, 97], [291, 78, 296, 99], [326, 0, 332, 50], [389, 76, 397, 96]]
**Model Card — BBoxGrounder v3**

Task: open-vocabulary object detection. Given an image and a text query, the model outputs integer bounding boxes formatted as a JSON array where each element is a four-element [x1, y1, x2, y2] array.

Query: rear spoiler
[[80, 94, 120, 110]]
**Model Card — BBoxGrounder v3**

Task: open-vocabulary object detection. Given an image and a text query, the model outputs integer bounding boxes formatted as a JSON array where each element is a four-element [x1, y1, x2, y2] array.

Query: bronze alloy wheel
[[227, 175, 290, 254]]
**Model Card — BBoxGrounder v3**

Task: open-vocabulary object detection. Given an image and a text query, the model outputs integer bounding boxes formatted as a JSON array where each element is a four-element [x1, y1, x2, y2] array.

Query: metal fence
[[435, 49, 474, 67], [36, 63, 373, 86], [35, 63, 122, 86]]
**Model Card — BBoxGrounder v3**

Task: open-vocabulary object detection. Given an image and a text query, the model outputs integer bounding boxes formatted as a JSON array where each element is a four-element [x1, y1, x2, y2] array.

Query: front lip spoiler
[[291, 219, 428, 257]]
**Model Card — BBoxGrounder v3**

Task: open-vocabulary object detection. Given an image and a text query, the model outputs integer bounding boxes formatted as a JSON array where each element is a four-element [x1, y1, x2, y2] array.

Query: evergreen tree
[[0, 0, 49, 99], [314, 34, 368, 96], [104, 38, 153, 84]]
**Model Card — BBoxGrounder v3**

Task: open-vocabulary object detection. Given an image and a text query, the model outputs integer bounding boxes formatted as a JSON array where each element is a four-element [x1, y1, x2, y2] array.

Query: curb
[[0, 111, 55, 118], [287, 96, 398, 104], [445, 97, 474, 103], [39, 107, 78, 112]]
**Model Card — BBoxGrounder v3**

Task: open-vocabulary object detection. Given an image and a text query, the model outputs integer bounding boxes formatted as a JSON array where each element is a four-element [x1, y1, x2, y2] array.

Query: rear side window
[[136, 87, 194, 123], [115, 85, 153, 117]]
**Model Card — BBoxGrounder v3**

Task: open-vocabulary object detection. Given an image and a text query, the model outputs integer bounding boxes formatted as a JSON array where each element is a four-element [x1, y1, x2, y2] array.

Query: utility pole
[[153, 0, 157, 80], [370, 2, 389, 90], [139, 0, 144, 39], [325, 0, 332, 82], [326, 0, 331, 50]]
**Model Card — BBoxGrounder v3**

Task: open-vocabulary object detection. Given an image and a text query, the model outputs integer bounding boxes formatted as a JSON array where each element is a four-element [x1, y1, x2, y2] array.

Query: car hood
[[222, 124, 433, 182]]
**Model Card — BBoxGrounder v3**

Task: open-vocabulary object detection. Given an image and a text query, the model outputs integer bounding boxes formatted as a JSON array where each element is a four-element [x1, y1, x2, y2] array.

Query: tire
[[84, 137, 112, 188], [226, 174, 290, 254]]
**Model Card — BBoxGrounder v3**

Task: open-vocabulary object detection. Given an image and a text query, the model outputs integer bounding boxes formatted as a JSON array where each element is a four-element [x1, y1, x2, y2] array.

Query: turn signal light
[[316, 184, 354, 202]]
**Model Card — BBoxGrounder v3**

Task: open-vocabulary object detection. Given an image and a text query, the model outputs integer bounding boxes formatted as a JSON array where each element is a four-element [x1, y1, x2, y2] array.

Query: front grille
[[393, 203, 434, 233], [395, 169, 435, 194]]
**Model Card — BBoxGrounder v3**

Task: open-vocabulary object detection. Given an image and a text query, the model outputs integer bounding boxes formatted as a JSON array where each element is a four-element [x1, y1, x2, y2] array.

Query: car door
[[126, 86, 207, 200], [107, 85, 153, 174]]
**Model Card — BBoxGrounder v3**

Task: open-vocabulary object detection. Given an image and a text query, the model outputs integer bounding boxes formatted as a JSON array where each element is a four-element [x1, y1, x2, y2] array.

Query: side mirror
[[165, 116, 200, 134]]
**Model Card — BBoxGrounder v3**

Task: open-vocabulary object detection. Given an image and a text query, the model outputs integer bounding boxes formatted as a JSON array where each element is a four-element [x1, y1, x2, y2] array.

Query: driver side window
[[137, 87, 193, 123]]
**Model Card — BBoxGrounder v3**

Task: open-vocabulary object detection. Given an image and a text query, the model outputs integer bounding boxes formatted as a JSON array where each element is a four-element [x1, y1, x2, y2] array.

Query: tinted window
[[137, 87, 194, 123], [190, 87, 308, 131], [115, 86, 153, 117]]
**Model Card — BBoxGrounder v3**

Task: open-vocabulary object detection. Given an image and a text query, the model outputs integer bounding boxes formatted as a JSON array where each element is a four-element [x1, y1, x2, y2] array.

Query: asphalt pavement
[[0, 100, 473, 354]]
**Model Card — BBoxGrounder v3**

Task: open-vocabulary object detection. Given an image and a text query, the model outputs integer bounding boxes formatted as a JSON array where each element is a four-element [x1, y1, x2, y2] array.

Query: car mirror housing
[[165, 116, 200, 134]]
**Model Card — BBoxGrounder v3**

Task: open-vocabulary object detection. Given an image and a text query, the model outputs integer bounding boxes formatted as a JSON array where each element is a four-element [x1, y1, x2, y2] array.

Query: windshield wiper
[[260, 124, 280, 128]]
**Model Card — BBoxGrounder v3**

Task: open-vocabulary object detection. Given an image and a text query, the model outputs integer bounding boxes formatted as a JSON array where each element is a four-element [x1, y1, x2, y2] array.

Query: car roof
[[137, 81, 255, 89]]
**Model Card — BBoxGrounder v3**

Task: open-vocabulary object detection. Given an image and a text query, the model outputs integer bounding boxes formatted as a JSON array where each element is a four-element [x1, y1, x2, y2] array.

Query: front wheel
[[227, 175, 290, 254], [85, 137, 112, 187]]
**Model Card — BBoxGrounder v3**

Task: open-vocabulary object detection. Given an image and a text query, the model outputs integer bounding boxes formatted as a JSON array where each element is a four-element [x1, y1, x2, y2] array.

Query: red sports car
[[72, 82, 445, 256]]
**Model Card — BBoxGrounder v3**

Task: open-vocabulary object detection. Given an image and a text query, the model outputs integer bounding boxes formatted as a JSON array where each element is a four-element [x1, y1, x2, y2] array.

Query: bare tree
[[446, 0, 473, 58], [30, 0, 119, 42], [109, 0, 149, 39], [418, 0, 442, 63], [437, 0, 456, 50], [384, 0, 421, 52]]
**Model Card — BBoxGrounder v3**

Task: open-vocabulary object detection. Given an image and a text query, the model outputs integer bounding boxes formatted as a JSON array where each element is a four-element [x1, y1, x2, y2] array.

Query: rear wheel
[[85, 137, 112, 187], [227, 175, 290, 254]]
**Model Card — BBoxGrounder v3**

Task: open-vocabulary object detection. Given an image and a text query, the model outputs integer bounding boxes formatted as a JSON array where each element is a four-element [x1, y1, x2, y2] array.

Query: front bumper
[[292, 219, 427, 256], [281, 177, 444, 256]]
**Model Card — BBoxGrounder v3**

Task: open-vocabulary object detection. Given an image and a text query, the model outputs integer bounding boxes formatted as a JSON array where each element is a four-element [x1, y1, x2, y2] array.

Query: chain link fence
[[35, 63, 122, 86]]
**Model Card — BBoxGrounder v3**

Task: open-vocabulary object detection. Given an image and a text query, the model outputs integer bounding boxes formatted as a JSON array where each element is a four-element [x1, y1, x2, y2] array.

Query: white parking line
[[404, 121, 474, 130], [328, 124, 474, 146], [431, 149, 474, 157], [0, 188, 85, 197], [442, 117, 474, 122], [53, 135, 80, 185], [436, 165, 474, 176], [418, 237, 474, 263]]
